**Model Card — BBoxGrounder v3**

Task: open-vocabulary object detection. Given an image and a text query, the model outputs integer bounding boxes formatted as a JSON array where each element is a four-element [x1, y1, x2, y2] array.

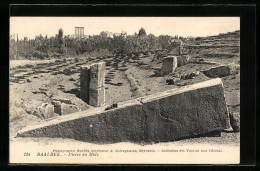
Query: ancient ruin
[[17, 78, 231, 143], [161, 56, 178, 74], [202, 63, 240, 78], [80, 62, 106, 107]]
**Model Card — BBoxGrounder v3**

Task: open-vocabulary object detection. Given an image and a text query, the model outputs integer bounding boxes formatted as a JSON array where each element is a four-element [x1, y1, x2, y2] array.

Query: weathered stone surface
[[52, 100, 79, 115], [89, 87, 105, 107], [229, 112, 240, 132], [177, 55, 190, 67], [202, 63, 240, 78], [80, 65, 90, 103], [89, 62, 105, 89], [23, 100, 55, 119], [17, 78, 230, 143], [60, 103, 79, 115], [80, 62, 106, 106], [161, 56, 178, 74], [42, 104, 55, 119]]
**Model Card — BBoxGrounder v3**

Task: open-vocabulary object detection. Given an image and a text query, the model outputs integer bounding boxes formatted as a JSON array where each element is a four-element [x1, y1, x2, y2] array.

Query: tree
[[138, 27, 147, 37], [100, 31, 107, 38], [57, 28, 65, 54], [58, 29, 64, 45]]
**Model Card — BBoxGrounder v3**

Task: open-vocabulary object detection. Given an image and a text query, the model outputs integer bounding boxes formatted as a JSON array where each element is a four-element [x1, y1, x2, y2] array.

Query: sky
[[10, 17, 240, 40]]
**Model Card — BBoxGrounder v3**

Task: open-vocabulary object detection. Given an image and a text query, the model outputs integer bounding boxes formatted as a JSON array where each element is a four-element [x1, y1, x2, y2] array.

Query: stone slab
[[202, 63, 239, 78], [17, 78, 230, 143], [161, 56, 178, 74]]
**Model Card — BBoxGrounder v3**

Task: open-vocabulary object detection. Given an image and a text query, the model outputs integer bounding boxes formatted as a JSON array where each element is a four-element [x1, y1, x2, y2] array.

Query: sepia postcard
[[9, 17, 240, 164]]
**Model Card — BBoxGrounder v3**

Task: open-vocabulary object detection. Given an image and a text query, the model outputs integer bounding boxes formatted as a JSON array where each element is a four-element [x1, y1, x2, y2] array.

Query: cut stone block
[[80, 62, 105, 106], [80, 65, 90, 103], [60, 103, 79, 115], [52, 100, 79, 115], [161, 56, 178, 75], [89, 87, 105, 107], [17, 78, 230, 143], [202, 63, 240, 78], [89, 62, 105, 89]]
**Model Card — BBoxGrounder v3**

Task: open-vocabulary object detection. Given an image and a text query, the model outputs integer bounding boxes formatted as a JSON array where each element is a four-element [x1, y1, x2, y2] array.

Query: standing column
[[80, 62, 106, 107]]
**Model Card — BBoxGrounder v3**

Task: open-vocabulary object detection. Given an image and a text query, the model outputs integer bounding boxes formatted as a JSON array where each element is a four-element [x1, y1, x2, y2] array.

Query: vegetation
[[10, 28, 176, 60], [10, 28, 240, 60]]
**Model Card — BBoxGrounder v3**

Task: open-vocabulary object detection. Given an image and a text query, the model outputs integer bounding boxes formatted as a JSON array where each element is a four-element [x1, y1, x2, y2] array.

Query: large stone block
[[89, 87, 105, 107], [161, 56, 178, 74], [89, 62, 105, 89], [202, 63, 239, 78], [60, 103, 79, 115], [80, 62, 106, 106], [80, 65, 90, 103], [17, 78, 230, 144], [52, 100, 79, 115]]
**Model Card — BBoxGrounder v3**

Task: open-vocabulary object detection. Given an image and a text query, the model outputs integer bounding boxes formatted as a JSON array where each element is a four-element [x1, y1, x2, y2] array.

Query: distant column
[[80, 62, 106, 107]]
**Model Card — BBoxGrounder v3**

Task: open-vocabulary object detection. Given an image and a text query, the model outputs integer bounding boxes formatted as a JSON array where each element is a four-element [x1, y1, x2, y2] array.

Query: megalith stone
[[89, 62, 105, 89], [80, 65, 90, 103], [17, 78, 230, 144], [161, 56, 178, 74], [80, 62, 106, 107], [89, 87, 105, 107]]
